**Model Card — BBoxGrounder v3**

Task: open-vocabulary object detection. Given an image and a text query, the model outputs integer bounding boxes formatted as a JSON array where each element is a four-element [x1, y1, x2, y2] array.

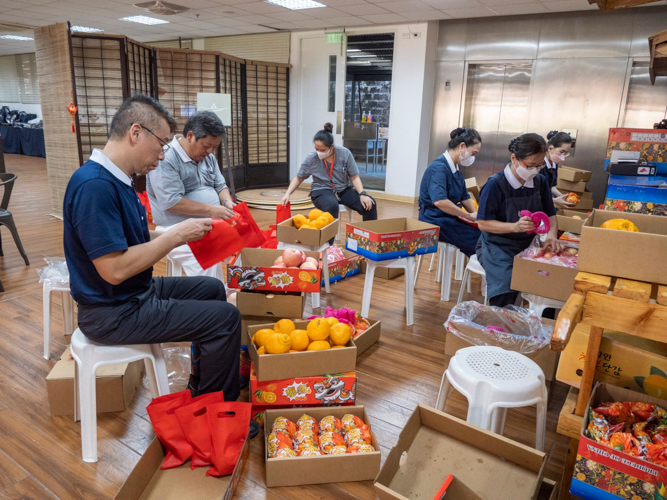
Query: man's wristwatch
[[223, 199, 234, 208], [359, 191, 369, 197]]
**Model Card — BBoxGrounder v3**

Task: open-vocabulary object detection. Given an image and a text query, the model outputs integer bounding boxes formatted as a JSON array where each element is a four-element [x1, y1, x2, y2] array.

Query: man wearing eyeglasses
[[146, 111, 234, 282], [63, 95, 246, 407]]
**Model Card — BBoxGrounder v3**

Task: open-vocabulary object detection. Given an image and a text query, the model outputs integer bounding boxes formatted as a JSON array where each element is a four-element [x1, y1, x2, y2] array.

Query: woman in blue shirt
[[418, 127, 482, 257], [539, 130, 575, 209], [477, 133, 564, 307]]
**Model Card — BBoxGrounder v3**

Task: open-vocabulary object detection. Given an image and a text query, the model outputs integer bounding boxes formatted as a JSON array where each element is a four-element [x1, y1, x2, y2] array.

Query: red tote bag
[[276, 202, 291, 224], [174, 392, 225, 469], [188, 220, 245, 270], [206, 401, 251, 477], [146, 390, 193, 469], [232, 202, 266, 249]]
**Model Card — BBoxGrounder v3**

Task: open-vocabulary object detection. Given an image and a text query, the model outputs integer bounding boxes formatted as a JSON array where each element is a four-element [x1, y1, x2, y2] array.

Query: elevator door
[[461, 62, 533, 184]]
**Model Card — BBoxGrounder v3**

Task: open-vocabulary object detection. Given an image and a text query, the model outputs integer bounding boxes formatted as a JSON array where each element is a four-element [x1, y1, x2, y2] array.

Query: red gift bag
[[232, 202, 266, 249], [206, 402, 251, 477], [188, 220, 245, 270], [276, 202, 291, 224], [174, 392, 225, 469], [146, 390, 193, 469]]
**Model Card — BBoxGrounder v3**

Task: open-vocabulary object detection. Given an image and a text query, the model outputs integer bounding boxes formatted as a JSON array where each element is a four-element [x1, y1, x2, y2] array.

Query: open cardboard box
[[578, 209, 667, 284], [556, 210, 588, 234], [228, 248, 321, 293], [236, 290, 305, 319], [116, 435, 249, 500], [465, 177, 480, 201], [569, 195, 593, 211], [277, 216, 339, 247], [556, 178, 587, 193], [353, 318, 381, 356], [558, 165, 592, 183], [264, 405, 380, 487], [247, 320, 357, 381], [346, 218, 439, 262], [46, 348, 144, 416], [374, 405, 546, 500], [510, 253, 579, 302], [325, 248, 362, 285]]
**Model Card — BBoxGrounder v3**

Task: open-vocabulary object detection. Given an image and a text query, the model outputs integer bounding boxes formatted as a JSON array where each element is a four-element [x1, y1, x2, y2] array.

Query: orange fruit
[[257, 346, 266, 355], [253, 329, 276, 348], [293, 214, 308, 229], [325, 317, 339, 327], [262, 391, 277, 403], [317, 215, 330, 228], [299, 224, 313, 230], [289, 349, 300, 353], [307, 341, 331, 351], [330, 323, 351, 346], [289, 329, 310, 351], [274, 319, 296, 334], [307, 318, 330, 341], [308, 209, 323, 221], [323, 212, 334, 224], [331, 345, 345, 349], [264, 333, 291, 354]]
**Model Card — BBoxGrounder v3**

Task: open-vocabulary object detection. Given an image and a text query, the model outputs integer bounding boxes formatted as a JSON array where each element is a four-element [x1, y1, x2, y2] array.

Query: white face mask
[[317, 148, 332, 160], [515, 161, 539, 182], [460, 147, 475, 167], [549, 151, 565, 163]]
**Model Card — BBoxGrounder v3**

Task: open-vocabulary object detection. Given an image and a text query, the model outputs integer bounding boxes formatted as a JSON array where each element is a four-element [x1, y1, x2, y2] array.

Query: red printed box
[[325, 247, 362, 285]]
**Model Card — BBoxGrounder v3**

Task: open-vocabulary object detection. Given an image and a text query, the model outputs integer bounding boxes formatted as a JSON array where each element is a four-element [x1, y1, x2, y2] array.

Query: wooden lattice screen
[[127, 41, 154, 97], [219, 55, 245, 168]]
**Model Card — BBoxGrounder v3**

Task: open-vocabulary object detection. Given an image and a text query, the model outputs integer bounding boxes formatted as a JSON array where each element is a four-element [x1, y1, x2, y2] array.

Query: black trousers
[[489, 291, 519, 308], [78, 276, 241, 401], [311, 186, 378, 222]]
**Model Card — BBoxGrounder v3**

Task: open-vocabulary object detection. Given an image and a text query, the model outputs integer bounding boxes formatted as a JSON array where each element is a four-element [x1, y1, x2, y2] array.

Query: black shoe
[[249, 420, 260, 439], [239, 374, 249, 390]]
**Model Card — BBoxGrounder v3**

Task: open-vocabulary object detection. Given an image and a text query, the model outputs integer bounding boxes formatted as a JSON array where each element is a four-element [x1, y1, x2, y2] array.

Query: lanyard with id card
[[323, 152, 337, 192]]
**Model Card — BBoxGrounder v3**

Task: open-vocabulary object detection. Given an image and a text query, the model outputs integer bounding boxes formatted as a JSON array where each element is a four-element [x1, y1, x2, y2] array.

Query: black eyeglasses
[[519, 159, 546, 171], [139, 124, 170, 153]]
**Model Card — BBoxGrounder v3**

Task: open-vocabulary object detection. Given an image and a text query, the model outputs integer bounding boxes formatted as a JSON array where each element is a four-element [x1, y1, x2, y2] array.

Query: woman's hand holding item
[[514, 216, 536, 233]]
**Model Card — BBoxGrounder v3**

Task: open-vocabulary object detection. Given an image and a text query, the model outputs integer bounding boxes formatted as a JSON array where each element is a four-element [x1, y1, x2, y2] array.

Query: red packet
[[188, 220, 245, 269], [206, 402, 251, 477], [174, 392, 225, 469]]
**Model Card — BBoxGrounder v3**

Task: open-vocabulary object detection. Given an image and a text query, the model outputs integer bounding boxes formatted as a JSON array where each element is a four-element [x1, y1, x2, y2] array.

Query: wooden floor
[[0, 154, 573, 499]]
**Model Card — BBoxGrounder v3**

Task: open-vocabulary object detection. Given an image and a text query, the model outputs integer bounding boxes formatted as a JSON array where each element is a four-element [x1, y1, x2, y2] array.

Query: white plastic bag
[[36, 257, 70, 287]]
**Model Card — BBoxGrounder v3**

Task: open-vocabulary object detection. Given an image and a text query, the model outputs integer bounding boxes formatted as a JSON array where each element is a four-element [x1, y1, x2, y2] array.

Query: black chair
[[0, 173, 30, 275]]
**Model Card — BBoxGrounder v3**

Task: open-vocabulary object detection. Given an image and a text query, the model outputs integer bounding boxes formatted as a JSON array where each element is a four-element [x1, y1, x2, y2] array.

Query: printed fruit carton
[[324, 247, 362, 285], [227, 248, 321, 293], [345, 218, 439, 262], [250, 401, 356, 427], [250, 365, 356, 407]]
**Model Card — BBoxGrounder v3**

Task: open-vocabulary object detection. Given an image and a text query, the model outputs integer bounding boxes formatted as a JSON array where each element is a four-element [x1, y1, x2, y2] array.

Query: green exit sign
[[327, 33, 343, 44]]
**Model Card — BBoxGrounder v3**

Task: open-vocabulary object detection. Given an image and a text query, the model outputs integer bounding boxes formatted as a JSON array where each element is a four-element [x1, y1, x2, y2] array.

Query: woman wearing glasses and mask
[[539, 130, 575, 209], [281, 123, 377, 230], [476, 133, 563, 307], [418, 127, 482, 257]]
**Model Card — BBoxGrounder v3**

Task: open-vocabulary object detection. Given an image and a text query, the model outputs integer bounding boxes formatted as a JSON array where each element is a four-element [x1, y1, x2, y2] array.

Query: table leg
[[575, 325, 604, 415], [558, 437, 579, 500]]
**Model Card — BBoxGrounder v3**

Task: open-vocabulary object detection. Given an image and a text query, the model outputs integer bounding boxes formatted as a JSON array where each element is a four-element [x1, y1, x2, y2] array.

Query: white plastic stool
[[362, 256, 416, 325], [165, 255, 183, 277], [70, 328, 170, 462], [436, 346, 547, 451], [414, 242, 456, 301], [454, 250, 466, 281], [335, 205, 353, 241], [457, 255, 488, 305], [277, 241, 330, 309], [521, 293, 566, 318], [43, 282, 76, 360]]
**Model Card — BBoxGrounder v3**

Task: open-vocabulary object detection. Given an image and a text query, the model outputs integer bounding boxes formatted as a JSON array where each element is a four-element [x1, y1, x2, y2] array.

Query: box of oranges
[[277, 209, 340, 247], [247, 318, 357, 382], [250, 365, 356, 406], [250, 402, 356, 427]]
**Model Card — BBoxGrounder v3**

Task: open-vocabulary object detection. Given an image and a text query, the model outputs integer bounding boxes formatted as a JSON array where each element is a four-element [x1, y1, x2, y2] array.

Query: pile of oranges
[[253, 318, 352, 355], [293, 209, 334, 231], [267, 413, 375, 458]]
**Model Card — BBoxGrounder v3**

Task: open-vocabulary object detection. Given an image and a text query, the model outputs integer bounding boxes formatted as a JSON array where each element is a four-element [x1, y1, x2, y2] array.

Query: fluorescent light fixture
[[0, 35, 33, 41], [119, 15, 169, 25], [70, 26, 104, 33], [265, 0, 325, 10], [348, 54, 375, 58], [347, 49, 360, 52]]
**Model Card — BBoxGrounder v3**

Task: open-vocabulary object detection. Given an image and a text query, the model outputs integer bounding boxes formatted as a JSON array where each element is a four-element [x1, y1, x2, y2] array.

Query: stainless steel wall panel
[[428, 60, 466, 162], [436, 22, 467, 62], [464, 17, 540, 61], [622, 62, 667, 128], [629, 7, 667, 57]]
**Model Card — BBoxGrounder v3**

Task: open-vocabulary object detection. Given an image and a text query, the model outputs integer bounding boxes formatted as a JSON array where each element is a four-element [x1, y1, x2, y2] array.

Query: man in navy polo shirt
[[63, 94, 242, 402]]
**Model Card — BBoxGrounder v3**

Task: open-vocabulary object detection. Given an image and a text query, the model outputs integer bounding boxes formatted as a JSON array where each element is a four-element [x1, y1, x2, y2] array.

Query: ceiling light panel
[[0, 35, 33, 40], [119, 15, 169, 25], [265, 0, 326, 10], [70, 26, 104, 32]]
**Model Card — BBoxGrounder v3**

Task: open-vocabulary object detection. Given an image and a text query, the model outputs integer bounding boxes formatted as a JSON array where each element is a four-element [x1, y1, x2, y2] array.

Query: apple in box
[[300, 262, 318, 270], [282, 248, 305, 267]]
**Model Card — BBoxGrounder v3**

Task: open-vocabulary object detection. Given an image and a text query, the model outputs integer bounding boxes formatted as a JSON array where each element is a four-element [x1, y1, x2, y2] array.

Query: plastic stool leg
[[43, 286, 51, 360], [150, 344, 170, 396], [441, 247, 454, 302], [467, 268, 472, 293], [536, 387, 548, 452], [144, 357, 161, 399], [457, 268, 470, 305], [455, 250, 465, 281], [530, 303, 547, 318], [428, 252, 436, 272], [405, 257, 415, 326], [312, 292, 321, 308], [413, 255, 423, 289], [62, 292, 74, 336], [322, 247, 331, 294], [174, 260, 183, 277], [435, 371, 451, 412], [79, 357, 98, 462], [490, 407, 507, 435], [360, 262, 376, 318], [469, 405, 494, 431], [435, 247, 443, 283]]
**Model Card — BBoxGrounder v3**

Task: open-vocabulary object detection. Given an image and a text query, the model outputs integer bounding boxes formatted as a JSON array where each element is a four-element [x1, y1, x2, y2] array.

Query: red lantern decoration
[[67, 91, 78, 133]]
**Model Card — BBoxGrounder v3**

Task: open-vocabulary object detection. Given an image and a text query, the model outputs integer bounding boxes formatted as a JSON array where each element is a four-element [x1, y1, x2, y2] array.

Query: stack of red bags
[[146, 390, 251, 476]]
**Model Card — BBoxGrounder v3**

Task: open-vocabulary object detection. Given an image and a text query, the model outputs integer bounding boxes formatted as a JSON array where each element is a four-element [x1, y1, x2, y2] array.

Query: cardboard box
[[324, 248, 361, 285], [250, 365, 356, 406], [346, 218, 439, 262], [465, 177, 480, 201], [558, 165, 592, 183], [241, 315, 275, 346], [277, 216, 339, 247], [264, 405, 380, 487], [578, 209, 667, 284], [556, 322, 667, 391], [571, 383, 667, 499], [115, 435, 249, 500], [570, 196, 594, 211], [227, 248, 321, 293], [510, 254, 579, 302], [374, 405, 546, 500], [236, 290, 305, 319], [247, 321, 357, 381], [360, 260, 404, 279], [538, 479, 557, 500], [445, 326, 558, 382], [352, 319, 381, 356], [556, 178, 587, 193], [557, 214, 585, 234], [46, 348, 144, 416], [251, 402, 355, 426]]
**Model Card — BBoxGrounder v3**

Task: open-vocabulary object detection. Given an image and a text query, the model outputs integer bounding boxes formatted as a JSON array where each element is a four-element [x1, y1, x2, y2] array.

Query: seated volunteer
[[63, 95, 244, 405], [418, 127, 482, 257], [476, 133, 564, 307], [539, 130, 575, 209], [147, 111, 235, 281], [281, 123, 378, 228]]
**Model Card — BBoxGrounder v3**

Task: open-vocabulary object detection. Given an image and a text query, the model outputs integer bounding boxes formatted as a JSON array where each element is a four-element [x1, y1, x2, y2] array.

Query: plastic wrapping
[[445, 301, 552, 354], [516, 235, 578, 269], [163, 346, 191, 391], [36, 257, 70, 287]]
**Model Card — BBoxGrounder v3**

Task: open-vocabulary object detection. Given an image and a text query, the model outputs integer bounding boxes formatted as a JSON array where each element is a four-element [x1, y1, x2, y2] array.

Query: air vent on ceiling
[[134, 1, 189, 15]]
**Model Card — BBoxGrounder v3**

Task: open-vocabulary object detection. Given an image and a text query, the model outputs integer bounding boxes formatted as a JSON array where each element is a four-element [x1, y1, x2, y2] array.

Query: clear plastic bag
[[516, 235, 578, 269], [163, 345, 191, 391], [36, 257, 70, 287], [445, 301, 553, 354]]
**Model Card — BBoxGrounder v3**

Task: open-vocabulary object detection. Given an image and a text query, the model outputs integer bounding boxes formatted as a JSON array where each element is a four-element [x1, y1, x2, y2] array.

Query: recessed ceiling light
[[265, 0, 325, 10], [0, 35, 33, 41], [70, 26, 104, 33], [119, 15, 169, 25]]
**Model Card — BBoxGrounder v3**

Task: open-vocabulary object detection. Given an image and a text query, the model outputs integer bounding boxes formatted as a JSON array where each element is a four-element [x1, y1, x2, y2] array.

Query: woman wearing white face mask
[[281, 123, 377, 235], [418, 127, 482, 257], [476, 133, 563, 307], [539, 130, 574, 209]]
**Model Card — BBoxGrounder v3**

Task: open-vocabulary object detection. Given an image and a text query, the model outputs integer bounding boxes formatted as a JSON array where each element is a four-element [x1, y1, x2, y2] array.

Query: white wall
[[0, 102, 42, 120]]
